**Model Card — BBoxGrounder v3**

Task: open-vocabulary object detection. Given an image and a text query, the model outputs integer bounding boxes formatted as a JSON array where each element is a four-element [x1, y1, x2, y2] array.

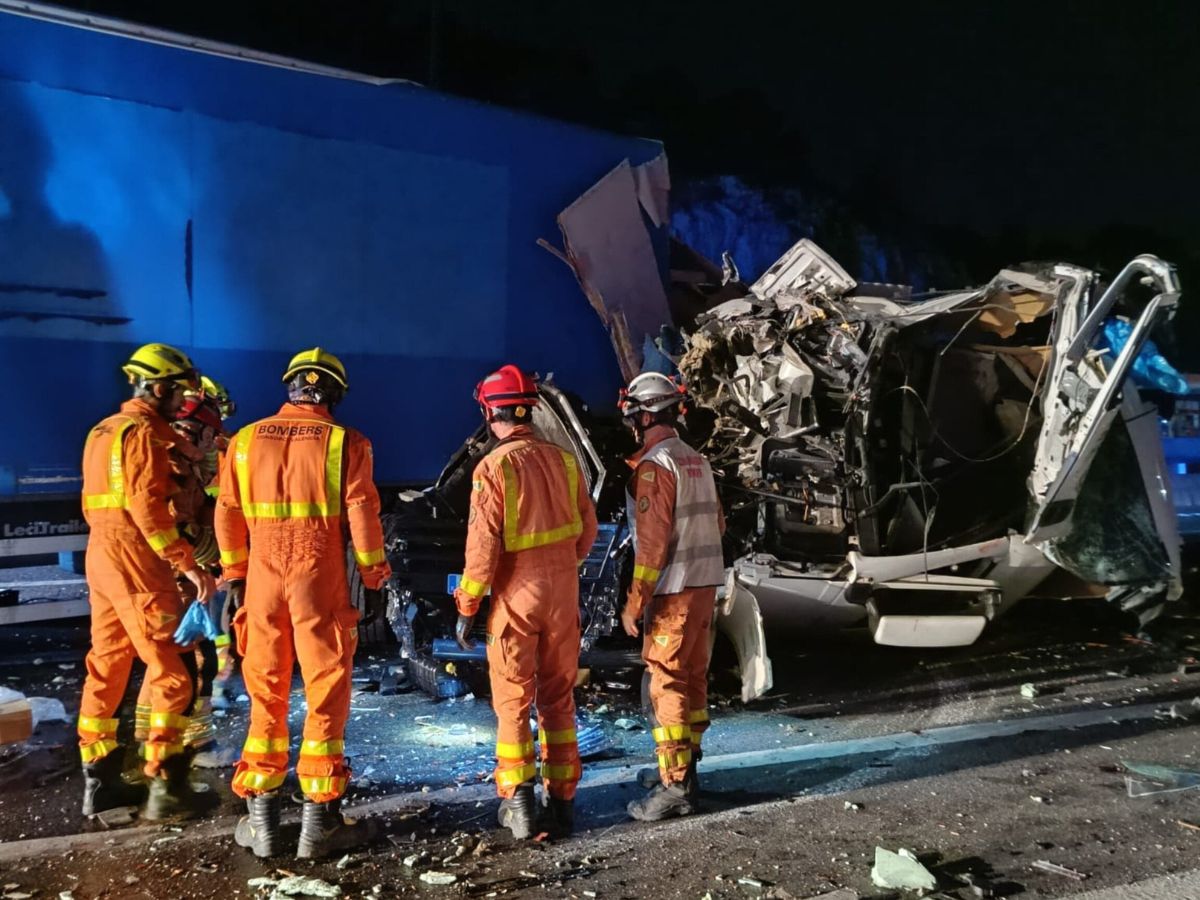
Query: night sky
[[57, 0, 1200, 358]]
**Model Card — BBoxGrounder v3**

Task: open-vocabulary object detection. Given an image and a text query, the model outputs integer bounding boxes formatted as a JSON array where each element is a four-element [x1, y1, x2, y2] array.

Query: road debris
[[94, 805, 136, 827], [870, 846, 936, 891], [1031, 860, 1087, 880], [247, 875, 342, 898], [1122, 760, 1200, 797], [1020, 683, 1040, 699], [418, 871, 458, 886]]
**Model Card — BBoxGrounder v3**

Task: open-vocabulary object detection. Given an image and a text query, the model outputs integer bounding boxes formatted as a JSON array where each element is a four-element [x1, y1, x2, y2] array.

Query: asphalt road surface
[[1, 587, 1199, 899]]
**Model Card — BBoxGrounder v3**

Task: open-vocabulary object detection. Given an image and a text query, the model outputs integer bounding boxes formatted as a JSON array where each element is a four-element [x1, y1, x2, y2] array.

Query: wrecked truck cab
[[376, 379, 776, 703], [679, 240, 1184, 648]]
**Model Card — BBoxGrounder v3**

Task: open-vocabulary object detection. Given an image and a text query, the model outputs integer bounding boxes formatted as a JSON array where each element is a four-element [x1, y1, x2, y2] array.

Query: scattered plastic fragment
[[1019, 683, 1039, 699], [613, 718, 641, 730], [870, 847, 936, 892], [419, 872, 458, 886], [843, 801, 862, 811], [1122, 760, 1200, 797], [1031, 860, 1087, 880]]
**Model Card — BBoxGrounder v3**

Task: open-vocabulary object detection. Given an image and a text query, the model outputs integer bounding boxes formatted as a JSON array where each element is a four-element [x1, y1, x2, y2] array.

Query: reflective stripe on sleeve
[[146, 527, 181, 552], [458, 576, 489, 599], [220, 547, 248, 566], [633, 564, 660, 583], [353, 547, 386, 566]]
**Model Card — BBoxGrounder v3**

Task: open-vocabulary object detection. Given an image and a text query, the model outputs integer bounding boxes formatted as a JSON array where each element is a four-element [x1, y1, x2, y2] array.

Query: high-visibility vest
[[82, 416, 136, 512], [627, 437, 724, 595], [81, 413, 181, 552], [489, 439, 583, 552], [232, 419, 346, 520]]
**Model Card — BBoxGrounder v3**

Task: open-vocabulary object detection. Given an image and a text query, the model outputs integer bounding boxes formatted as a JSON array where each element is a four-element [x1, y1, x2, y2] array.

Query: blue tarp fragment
[[1101, 318, 1188, 395]]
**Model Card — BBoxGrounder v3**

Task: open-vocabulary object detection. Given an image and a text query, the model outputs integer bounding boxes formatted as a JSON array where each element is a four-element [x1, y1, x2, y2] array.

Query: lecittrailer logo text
[[3, 520, 88, 537]]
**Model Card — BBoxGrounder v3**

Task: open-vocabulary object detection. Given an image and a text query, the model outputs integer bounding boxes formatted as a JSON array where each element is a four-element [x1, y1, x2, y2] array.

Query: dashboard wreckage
[[374, 237, 1185, 704]]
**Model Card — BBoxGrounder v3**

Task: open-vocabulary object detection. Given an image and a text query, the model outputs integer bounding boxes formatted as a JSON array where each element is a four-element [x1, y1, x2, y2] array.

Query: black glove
[[362, 587, 386, 626], [226, 580, 246, 616], [455, 613, 476, 651]]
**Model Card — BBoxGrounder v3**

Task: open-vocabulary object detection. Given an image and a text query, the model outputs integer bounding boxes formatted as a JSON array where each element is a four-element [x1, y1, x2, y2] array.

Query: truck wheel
[[346, 547, 395, 647]]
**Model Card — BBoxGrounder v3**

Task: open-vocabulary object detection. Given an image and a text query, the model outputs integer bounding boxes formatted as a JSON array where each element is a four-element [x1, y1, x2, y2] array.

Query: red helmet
[[474, 364, 539, 420], [173, 394, 224, 434]]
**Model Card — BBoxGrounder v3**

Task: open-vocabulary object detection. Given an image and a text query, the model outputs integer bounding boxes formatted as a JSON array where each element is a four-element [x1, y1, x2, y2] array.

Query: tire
[[346, 546, 395, 647]]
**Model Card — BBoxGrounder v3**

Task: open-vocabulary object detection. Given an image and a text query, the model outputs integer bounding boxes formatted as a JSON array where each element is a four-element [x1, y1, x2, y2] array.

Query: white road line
[[1069, 868, 1200, 899]]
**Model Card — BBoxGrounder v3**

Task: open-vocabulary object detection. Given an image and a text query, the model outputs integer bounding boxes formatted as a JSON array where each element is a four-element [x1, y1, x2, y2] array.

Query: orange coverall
[[134, 438, 219, 748], [215, 403, 391, 803], [626, 426, 725, 785], [79, 399, 198, 775], [453, 426, 598, 800]]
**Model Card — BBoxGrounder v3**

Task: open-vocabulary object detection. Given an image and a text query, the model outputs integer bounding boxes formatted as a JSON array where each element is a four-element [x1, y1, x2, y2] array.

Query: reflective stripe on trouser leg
[[213, 634, 234, 686], [183, 696, 217, 749], [486, 601, 539, 799], [495, 738, 537, 795], [539, 725, 581, 800], [296, 738, 350, 802], [232, 734, 290, 796], [652, 723, 692, 784], [689, 709, 709, 752], [134, 703, 150, 743], [78, 715, 120, 764], [142, 710, 189, 764]]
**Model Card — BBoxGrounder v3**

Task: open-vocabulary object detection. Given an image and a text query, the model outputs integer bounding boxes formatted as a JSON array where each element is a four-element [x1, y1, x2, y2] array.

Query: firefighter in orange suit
[[78, 343, 217, 821], [618, 372, 725, 822], [452, 365, 598, 839], [215, 348, 391, 859]]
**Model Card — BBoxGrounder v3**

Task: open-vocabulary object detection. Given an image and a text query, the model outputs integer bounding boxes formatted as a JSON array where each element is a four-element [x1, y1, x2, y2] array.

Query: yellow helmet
[[281, 347, 348, 389], [200, 375, 236, 420], [122, 343, 198, 386]]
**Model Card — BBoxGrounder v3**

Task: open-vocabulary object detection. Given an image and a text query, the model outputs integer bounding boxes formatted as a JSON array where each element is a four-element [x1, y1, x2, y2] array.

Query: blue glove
[[173, 600, 220, 646]]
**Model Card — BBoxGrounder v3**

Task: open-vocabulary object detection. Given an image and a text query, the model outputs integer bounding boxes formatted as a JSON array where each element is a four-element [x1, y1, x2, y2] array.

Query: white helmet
[[619, 372, 687, 418]]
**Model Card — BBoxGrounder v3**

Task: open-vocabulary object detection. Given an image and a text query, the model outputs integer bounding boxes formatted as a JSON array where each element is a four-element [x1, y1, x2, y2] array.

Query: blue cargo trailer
[[0, 3, 662, 576]]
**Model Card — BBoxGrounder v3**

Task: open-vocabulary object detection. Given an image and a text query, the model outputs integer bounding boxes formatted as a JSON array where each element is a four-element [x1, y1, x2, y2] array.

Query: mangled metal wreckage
[[676, 242, 1183, 659], [377, 227, 1184, 703]]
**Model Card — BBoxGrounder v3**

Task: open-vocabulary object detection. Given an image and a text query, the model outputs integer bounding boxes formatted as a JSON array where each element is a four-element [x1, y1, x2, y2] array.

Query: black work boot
[[540, 794, 575, 839], [296, 799, 379, 859], [143, 753, 201, 821], [497, 781, 538, 839], [234, 792, 282, 858], [637, 749, 702, 798], [81, 749, 146, 817], [627, 776, 696, 822], [636, 766, 660, 790]]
